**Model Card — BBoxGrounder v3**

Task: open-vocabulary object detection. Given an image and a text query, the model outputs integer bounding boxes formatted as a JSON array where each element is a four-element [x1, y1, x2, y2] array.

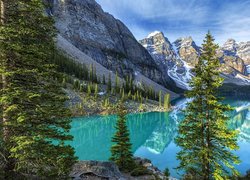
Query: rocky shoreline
[[70, 157, 177, 180]]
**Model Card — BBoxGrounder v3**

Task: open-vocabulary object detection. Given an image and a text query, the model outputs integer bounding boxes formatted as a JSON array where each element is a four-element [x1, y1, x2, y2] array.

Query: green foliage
[[0, 0, 77, 178], [121, 88, 125, 102], [94, 84, 98, 99], [62, 77, 67, 88], [238, 169, 250, 180], [107, 73, 112, 93], [102, 74, 106, 85], [87, 83, 92, 97], [175, 32, 239, 179], [115, 71, 120, 93], [164, 168, 170, 178], [52, 51, 89, 81], [159, 91, 162, 107], [73, 79, 80, 90], [110, 103, 135, 172], [164, 94, 170, 110], [103, 97, 110, 108]]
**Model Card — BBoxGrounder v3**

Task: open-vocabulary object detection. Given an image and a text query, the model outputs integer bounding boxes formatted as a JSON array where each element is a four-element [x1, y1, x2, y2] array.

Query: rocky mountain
[[46, 0, 179, 99], [140, 31, 250, 89], [139, 32, 194, 90]]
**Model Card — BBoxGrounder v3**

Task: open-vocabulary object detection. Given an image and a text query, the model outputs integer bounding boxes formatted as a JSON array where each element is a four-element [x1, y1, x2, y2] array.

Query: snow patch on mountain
[[147, 31, 162, 38]]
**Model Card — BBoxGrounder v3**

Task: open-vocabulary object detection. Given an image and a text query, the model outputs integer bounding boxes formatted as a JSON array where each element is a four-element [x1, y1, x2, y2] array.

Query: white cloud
[[96, 0, 250, 45], [213, 1, 250, 44]]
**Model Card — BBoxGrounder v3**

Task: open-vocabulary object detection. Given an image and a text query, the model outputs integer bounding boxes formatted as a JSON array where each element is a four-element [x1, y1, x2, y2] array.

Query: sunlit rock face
[[218, 39, 246, 75], [173, 37, 200, 66]]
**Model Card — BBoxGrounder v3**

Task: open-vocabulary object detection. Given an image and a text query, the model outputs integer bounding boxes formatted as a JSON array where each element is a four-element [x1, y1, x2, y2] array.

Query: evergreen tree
[[93, 65, 98, 83], [87, 83, 92, 97], [159, 91, 162, 107], [121, 88, 125, 102], [89, 64, 93, 81], [128, 90, 131, 99], [175, 32, 239, 179], [164, 94, 170, 110], [115, 71, 119, 93], [102, 74, 106, 85], [94, 84, 98, 99], [110, 103, 135, 172], [0, 0, 76, 178], [73, 79, 80, 90], [107, 73, 112, 93]]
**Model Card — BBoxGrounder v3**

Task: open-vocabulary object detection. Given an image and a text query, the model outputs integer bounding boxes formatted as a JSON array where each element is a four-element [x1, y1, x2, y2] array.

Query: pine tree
[[93, 65, 98, 83], [73, 79, 80, 90], [110, 103, 135, 172], [175, 32, 239, 179], [159, 91, 162, 107], [0, 0, 76, 178], [121, 88, 125, 102], [164, 94, 170, 110], [89, 64, 93, 81], [107, 73, 112, 93], [87, 83, 92, 97], [94, 84, 98, 99], [115, 71, 119, 93], [102, 74, 106, 85]]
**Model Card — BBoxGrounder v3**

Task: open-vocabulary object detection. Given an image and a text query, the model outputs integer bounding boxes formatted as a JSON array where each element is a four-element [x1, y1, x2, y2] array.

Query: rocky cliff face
[[50, 0, 170, 88], [173, 37, 200, 66], [140, 31, 250, 89], [139, 32, 193, 90]]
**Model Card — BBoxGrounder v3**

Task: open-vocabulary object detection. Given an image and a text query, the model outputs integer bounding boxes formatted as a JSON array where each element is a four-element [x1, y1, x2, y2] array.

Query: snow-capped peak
[[147, 31, 163, 38]]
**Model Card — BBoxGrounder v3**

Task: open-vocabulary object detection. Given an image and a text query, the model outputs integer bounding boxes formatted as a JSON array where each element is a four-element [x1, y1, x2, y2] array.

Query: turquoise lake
[[69, 98, 250, 178]]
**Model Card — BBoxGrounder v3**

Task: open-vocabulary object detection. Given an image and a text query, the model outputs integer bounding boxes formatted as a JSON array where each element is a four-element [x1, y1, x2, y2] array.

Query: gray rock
[[140, 32, 194, 90], [70, 161, 123, 180], [50, 0, 167, 87]]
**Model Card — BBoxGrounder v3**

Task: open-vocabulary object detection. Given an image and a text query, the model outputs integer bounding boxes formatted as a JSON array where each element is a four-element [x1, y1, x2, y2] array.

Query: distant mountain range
[[47, 0, 250, 95], [140, 31, 250, 89]]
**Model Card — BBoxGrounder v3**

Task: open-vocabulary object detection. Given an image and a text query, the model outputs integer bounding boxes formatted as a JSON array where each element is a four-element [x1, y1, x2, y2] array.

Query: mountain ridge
[[140, 31, 250, 89]]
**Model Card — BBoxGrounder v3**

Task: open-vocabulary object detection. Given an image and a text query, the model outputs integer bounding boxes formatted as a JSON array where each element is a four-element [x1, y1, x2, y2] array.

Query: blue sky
[[96, 0, 250, 45]]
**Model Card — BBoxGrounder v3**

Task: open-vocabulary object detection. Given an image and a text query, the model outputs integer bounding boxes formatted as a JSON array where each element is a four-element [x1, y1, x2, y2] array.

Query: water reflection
[[69, 98, 250, 177]]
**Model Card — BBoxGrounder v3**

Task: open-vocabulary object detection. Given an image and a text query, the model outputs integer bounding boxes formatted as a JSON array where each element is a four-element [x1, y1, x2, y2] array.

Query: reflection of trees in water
[[69, 113, 163, 160], [69, 99, 250, 161]]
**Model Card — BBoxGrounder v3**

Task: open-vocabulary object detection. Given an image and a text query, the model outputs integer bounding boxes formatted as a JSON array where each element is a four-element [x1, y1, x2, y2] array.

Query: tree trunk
[[0, 0, 9, 143], [1, 0, 16, 177]]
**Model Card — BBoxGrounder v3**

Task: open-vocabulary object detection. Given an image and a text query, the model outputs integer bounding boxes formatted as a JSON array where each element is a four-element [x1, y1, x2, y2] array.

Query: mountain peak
[[147, 31, 164, 38]]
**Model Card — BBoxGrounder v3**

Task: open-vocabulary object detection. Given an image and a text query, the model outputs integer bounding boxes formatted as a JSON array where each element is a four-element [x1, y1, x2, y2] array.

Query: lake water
[[69, 98, 250, 178]]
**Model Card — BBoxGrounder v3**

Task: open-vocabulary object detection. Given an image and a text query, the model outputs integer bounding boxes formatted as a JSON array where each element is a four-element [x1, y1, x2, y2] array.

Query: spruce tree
[[87, 83, 92, 97], [159, 90, 162, 107], [0, 0, 76, 178], [107, 73, 112, 93], [94, 84, 98, 99], [102, 74, 106, 85], [115, 71, 119, 93], [164, 94, 170, 110], [175, 32, 239, 179], [110, 103, 135, 172]]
